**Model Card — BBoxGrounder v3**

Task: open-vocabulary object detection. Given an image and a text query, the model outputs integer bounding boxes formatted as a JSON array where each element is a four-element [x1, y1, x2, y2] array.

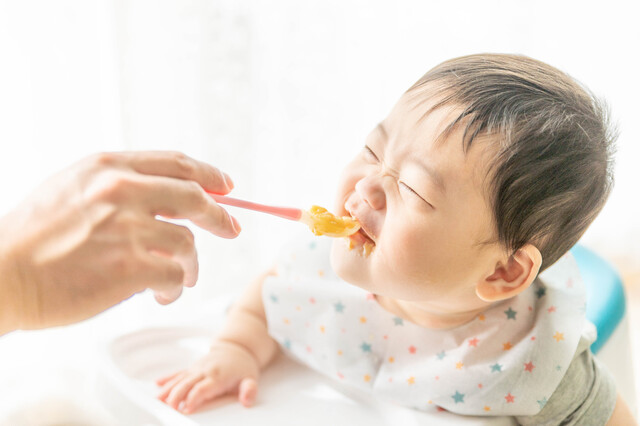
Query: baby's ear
[[475, 244, 542, 302]]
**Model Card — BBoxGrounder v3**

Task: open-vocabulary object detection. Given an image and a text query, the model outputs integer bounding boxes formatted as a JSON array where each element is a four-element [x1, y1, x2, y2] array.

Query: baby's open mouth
[[347, 220, 376, 256]]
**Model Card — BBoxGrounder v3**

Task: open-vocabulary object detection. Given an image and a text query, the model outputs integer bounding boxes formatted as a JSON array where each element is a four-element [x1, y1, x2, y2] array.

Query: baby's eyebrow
[[378, 122, 447, 196]]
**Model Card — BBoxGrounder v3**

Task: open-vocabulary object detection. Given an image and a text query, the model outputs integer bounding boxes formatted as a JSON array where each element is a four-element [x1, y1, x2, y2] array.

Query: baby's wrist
[[213, 337, 261, 367]]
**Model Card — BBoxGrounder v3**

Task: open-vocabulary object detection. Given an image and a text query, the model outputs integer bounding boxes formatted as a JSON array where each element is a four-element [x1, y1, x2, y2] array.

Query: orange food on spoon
[[300, 206, 360, 237], [207, 193, 361, 238]]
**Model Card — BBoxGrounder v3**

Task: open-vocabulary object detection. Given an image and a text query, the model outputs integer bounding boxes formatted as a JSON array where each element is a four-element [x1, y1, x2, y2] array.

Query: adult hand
[[0, 151, 240, 334]]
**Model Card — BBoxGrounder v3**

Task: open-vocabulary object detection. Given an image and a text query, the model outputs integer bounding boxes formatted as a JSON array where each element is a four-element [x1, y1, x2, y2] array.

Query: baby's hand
[[156, 340, 260, 414]]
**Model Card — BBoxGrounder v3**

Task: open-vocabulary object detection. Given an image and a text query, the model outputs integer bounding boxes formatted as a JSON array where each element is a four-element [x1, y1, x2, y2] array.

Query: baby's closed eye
[[399, 181, 433, 208], [363, 145, 380, 162]]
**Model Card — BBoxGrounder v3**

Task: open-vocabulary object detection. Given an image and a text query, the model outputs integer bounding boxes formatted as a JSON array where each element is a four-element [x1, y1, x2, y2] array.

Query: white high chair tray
[[98, 325, 516, 425]]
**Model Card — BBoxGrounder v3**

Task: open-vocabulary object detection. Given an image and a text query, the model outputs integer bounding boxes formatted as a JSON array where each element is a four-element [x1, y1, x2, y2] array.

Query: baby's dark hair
[[408, 53, 616, 271]]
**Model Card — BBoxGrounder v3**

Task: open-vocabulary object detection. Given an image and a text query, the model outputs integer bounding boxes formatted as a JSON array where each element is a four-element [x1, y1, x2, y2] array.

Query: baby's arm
[[607, 394, 636, 425], [156, 269, 279, 414], [216, 268, 279, 369]]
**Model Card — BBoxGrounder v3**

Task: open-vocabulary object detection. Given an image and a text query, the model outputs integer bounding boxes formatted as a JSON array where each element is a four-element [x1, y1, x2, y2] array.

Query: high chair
[[97, 245, 637, 425], [571, 244, 637, 417]]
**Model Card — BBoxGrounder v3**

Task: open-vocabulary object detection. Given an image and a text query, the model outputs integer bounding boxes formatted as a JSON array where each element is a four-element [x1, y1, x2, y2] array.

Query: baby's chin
[[330, 239, 373, 291]]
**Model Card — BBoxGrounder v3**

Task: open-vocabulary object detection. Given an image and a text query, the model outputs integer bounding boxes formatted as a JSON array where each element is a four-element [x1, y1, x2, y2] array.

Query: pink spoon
[[207, 192, 360, 237], [208, 192, 304, 222]]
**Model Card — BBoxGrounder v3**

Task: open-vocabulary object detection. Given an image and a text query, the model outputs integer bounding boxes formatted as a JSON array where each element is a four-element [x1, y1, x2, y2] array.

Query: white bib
[[263, 236, 591, 416]]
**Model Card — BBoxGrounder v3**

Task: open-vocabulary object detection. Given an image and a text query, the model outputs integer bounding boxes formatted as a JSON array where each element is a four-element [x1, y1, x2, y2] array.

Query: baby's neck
[[374, 295, 489, 329]]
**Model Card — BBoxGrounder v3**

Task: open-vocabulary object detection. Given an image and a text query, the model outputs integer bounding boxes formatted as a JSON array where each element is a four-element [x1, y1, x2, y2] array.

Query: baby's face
[[330, 93, 506, 310]]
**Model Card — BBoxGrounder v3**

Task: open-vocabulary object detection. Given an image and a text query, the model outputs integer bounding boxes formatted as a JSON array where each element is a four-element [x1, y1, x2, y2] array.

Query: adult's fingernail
[[231, 215, 242, 234], [223, 172, 234, 190]]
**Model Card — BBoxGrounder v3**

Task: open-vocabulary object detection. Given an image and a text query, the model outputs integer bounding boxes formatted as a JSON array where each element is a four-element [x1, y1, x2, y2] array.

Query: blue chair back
[[570, 245, 626, 354]]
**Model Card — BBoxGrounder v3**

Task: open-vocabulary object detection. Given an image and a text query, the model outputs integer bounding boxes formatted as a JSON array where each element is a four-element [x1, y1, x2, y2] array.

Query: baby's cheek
[[385, 228, 454, 280]]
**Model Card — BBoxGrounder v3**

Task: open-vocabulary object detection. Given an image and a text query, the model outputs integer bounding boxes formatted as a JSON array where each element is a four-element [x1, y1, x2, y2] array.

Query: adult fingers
[[138, 254, 184, 305], [145, 220, 198, 288], [238, 377, 258, 407], [136, 175, 240, 239], [153, 286, 183, 306], [122, 151, 234, 194], [134, 253, 185, 291]]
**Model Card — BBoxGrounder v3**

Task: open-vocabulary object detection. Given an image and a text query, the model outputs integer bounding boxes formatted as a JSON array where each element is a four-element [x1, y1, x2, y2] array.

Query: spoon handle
[[207, 192, 303, 221]]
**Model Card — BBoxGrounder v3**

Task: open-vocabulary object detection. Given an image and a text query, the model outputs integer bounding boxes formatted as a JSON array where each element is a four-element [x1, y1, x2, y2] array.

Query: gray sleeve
[[516, 336, 617, 426]]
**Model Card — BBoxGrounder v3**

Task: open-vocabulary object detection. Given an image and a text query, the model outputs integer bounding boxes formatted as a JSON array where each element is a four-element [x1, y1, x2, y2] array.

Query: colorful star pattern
[[537, 397, 548, 409], [264, 236, 585, 416]]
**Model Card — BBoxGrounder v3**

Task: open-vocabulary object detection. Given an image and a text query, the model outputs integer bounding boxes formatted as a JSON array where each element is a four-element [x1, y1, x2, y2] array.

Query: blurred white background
[[0, 0, 638, 422], [1, 0, 639, 300]]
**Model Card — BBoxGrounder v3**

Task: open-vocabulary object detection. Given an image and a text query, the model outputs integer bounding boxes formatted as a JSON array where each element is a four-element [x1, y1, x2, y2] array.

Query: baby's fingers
[[183, 377, 227, 414], [238, 377, 258, 407], [166, 374, 204, 410], [157, 373, 186, 401], [156, 371, 182, 387]]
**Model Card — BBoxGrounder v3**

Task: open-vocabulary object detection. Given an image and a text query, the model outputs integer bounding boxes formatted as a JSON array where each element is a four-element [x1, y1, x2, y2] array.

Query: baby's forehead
[[386, 91, 501, 157], [382, 99, 495, 178]]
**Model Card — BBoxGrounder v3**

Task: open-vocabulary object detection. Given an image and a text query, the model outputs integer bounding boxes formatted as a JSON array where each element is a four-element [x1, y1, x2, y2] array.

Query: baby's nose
[[355, 175, 386, 210]]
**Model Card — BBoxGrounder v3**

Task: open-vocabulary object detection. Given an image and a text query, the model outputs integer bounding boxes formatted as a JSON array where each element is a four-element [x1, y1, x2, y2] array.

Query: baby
[[156, 54, 633, 424]]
